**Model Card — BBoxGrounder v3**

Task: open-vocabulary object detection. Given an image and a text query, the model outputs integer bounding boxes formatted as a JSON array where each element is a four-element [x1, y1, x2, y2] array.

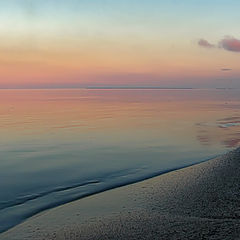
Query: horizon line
[[0, 86, 238, 90]]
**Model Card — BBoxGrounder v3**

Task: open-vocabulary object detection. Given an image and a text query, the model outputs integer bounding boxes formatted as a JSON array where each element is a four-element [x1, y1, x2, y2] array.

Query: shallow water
[[0, 89, 240, 233]]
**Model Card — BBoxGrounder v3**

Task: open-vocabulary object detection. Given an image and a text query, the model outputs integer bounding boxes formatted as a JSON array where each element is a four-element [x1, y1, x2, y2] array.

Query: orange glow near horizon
[[1, 44, 239, 88]]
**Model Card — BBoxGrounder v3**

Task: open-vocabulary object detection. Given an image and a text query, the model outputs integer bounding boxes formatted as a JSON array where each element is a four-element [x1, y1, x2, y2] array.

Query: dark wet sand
[[1, 148, 240, 240]]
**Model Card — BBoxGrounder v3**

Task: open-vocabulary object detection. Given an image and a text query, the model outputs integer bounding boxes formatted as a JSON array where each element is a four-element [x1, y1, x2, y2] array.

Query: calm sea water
[[0, 89, 240, 232]]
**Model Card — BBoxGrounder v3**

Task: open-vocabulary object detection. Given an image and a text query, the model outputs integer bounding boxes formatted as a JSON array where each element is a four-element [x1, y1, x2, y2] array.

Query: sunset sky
[[0, 0, 240, 88]]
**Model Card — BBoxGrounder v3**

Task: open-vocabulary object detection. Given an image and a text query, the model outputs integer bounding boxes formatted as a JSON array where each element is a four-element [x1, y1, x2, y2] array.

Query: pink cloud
[[198, 39, 215, 48], [219, 36, 240, 52]]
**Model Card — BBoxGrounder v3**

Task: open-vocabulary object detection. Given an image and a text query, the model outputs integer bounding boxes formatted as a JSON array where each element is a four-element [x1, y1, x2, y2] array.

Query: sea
[[0, 88, 240, 233]]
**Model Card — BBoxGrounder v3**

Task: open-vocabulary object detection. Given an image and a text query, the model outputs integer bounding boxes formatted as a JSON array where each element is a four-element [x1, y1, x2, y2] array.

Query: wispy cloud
[[219, 36, 240, 52], [198, 39, 215, 48], [198, 36, 240, 53], [221, 68, 232, 71]]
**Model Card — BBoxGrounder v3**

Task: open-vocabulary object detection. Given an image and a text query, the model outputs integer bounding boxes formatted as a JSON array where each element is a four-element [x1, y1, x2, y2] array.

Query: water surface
[[0, 89, 240, 232]]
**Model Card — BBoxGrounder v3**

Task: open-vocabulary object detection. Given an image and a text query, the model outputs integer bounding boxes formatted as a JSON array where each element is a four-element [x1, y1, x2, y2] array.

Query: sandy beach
[[1, 147, 240, 240]]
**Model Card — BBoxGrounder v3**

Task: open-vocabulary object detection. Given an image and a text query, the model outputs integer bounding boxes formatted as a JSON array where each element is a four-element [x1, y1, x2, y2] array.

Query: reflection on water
[[196, 116, 240, 148], [0, 89, 240, 233]]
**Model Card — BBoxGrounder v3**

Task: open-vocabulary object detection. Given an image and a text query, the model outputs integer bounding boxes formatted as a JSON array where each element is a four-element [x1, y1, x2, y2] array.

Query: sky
[[0, 0, 240, 88]]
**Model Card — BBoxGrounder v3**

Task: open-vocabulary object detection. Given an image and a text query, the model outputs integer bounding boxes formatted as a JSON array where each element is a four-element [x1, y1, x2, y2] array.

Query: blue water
[[0, 89, 240, 233]]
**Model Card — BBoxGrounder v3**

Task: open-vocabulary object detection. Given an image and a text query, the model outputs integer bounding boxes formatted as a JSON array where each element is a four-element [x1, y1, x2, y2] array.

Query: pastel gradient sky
[[0, 0, 240, 88]]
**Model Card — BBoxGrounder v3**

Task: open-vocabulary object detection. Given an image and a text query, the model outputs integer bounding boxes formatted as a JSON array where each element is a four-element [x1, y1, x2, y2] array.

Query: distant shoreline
[[85, 86, 194, 89], [0, 87, 238, 90]]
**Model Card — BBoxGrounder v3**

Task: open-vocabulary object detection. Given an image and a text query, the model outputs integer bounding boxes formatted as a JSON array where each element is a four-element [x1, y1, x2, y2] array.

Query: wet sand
[[1, 148, 240, 240]]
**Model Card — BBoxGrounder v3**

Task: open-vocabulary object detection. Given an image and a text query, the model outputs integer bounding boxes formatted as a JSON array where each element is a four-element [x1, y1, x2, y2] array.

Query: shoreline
[[1, 148, 240, 240], [0, 154, 220, 235]]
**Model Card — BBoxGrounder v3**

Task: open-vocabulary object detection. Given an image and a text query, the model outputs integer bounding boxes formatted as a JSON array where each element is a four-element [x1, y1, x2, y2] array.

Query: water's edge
[[0, 152, 223, 235]]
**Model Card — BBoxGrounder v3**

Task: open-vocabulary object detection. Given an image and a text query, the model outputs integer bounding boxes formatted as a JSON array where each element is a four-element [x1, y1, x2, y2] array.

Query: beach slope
[[1, 148, 240, 240]]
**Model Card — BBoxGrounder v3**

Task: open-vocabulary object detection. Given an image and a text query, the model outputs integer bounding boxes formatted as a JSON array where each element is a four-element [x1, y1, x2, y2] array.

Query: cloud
[[197, 36, 240, 53], [198, 39, 215, 48], [221, 68, 232, 71], [219, 37, 240, 52]]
